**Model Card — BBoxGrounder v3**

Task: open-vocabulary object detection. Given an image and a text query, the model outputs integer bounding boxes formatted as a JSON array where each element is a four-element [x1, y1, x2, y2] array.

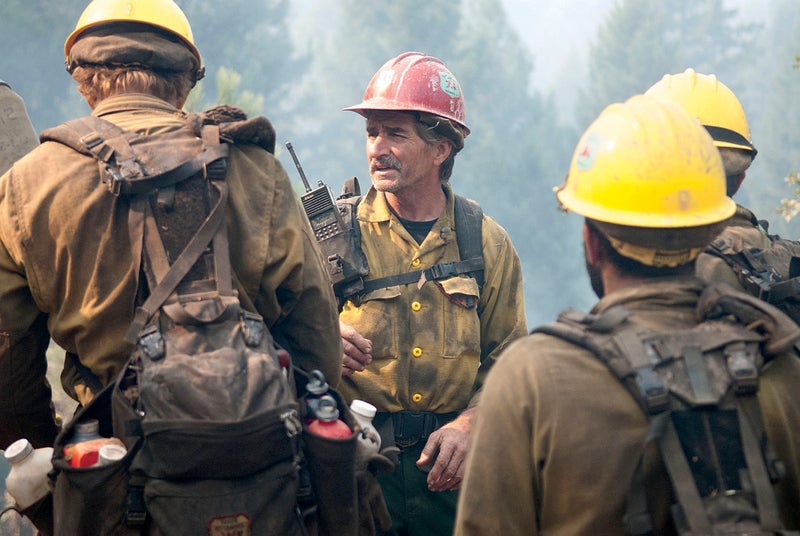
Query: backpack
[[39, 110, 367, 536], [532, 284, 799, 536], [330, 180, 485, 307], [705, 231, 800, 325]]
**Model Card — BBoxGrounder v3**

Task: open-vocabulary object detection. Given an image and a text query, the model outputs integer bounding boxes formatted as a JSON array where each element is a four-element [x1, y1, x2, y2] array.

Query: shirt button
[[411, 258, 421, 267], [412, 393, 423, 403], [411, 301, 422, 312], [412, 347, 423, 358]]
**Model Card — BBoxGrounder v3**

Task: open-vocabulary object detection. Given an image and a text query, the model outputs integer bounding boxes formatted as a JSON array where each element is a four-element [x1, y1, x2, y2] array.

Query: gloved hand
[[356, 448, 397, 535]]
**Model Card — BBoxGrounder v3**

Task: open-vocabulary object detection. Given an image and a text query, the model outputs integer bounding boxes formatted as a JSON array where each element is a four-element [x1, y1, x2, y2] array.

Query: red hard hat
[[344, 52, 469, 134]]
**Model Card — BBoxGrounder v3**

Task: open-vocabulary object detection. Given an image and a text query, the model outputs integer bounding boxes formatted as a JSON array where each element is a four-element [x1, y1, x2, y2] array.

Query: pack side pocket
[[302, 388, 359, 536], [52, 383, 139, 536], [144, 461, 304, 536], [52, 452, 137, 536]]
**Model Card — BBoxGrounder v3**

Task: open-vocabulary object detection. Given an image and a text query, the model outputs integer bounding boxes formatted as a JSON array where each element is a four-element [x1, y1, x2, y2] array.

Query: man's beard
[[584, 245, 604, 299]]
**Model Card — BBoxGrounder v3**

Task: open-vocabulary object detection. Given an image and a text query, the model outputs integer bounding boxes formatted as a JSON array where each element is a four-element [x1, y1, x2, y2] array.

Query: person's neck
[[385, 183, 446, 222]]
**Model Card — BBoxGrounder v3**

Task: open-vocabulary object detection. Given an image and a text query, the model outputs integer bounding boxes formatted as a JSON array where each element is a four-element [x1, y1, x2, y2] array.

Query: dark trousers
[[376, 440, 458, 536]]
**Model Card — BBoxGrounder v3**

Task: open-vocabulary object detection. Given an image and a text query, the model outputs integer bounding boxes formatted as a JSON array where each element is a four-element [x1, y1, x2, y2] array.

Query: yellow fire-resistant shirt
[[455, 277, 800, 535], [337, 184, 527, 413], [0, 94, 342, 448]]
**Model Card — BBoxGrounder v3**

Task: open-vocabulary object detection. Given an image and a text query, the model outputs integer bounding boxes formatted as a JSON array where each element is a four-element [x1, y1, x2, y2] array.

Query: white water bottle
[[349, 399, 381, 454], [4, 439, 53, 509]]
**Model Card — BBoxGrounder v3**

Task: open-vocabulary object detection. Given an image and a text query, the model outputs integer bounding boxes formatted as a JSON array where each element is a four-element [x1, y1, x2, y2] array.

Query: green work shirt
[[0, 94, 342, 448], [695, 204, 773, 290], [338, 183, 527, 413], [455, 277, 800, 535]]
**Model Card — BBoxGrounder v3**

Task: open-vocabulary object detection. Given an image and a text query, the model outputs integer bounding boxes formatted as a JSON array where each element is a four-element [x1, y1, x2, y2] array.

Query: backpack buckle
[[725, 343, 759, 395], [241, 311, 264, 347], [138, 325, 165, 361], [424, 262, 457, 281]]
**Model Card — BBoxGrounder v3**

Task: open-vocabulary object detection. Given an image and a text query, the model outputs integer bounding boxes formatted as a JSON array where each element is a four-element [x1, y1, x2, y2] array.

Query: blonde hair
[[70, 65, 194, 109]]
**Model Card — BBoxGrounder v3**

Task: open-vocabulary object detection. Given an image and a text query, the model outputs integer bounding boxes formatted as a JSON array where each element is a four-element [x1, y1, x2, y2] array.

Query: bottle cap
[[306, 369, 329, 396], [74, 418, 100, 438], [4, 438, 33, 464], [315, 395, 340, 422], [98, 443, 127, 465], [350, 399, 377, 420]]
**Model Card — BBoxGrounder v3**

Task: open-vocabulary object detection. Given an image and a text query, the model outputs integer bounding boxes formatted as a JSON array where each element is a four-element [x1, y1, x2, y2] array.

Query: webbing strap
[[737, 395, 783, 531], [345, 194, 484, 298], [125, 180, 228, 342], [454, 195, 484, 288], [658, 416, 713, 533], [359, 257, 484, 294]]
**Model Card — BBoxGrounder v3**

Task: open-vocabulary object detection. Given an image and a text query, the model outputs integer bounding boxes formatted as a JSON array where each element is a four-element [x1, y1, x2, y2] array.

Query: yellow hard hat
[[64, 0, 201, 65], [645, 68, 756, 156], [556, 94, 736, 230]]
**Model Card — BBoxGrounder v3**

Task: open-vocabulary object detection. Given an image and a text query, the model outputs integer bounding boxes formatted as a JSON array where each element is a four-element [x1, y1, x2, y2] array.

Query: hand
[[340, 320, 372, 377], [416, 408, 475, 491]]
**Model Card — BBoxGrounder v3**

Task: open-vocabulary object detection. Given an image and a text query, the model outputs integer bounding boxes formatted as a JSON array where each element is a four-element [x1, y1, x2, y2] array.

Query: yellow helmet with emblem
[[555, 94, 735, 267], [645, 68, 756, 157], [64, 0, 201, 65]]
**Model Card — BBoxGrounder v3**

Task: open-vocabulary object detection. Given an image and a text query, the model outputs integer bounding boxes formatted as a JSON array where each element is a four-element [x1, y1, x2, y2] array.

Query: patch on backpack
[[208, 513, 251, 536]]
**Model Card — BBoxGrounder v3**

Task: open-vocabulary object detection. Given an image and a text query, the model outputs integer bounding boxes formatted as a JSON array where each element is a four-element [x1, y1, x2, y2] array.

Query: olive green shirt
[[455, 278, 800, 535], [695, 204, 773, 290], [338, 184, 527, 413], [0, 94, 342, 448]]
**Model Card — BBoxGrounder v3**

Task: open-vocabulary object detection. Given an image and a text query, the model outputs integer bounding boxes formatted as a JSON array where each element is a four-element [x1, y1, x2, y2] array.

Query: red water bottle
[[307, 395, 352, 439]]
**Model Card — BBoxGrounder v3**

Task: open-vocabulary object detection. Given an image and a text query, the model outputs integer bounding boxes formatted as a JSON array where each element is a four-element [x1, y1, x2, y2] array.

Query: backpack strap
[[346, 194, 484, 297], [533, 303, 792, 535], [41, 116, 228, 196], [124, 125, 231, 342]]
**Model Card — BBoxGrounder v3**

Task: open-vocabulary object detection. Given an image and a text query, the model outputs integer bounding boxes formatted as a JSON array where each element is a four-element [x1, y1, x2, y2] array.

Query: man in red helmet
[[338, 52, 527, 535]]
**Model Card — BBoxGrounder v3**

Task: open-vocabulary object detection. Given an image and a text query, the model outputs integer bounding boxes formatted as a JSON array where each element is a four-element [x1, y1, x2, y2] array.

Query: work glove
[[356, 447, 398, 535]]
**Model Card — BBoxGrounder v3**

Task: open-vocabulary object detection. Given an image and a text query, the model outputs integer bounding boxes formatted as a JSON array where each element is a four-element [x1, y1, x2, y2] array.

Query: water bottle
[[303, 370, 330, 422], [4, 439, 53, 509], [63, 418, 125, 468], [349, 399, 381, 454], [307, 395, 352, 439]]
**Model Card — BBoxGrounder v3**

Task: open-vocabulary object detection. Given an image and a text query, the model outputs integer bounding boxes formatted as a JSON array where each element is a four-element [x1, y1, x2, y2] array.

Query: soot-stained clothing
[[0, 94, 342, 448]]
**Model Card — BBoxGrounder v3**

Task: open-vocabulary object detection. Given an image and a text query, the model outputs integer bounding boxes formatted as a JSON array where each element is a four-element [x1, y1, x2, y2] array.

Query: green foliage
[[578, 0, 756, 127], [185, 67, 266, 117]]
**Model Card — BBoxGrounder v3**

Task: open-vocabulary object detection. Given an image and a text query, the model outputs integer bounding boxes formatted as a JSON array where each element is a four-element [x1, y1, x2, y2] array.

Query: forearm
[[0, 314, 59, 448]]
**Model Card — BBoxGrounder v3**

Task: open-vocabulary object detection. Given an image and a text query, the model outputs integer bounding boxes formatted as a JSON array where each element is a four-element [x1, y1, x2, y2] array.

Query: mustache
[[369, 155, 402, 173]]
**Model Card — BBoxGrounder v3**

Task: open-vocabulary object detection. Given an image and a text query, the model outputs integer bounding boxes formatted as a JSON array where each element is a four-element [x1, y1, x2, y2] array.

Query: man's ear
[[583, 221, 605, 265], [432, 139, 453, 166]]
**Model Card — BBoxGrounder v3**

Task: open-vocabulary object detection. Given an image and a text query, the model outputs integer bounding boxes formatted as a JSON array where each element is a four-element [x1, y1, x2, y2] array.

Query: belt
[[375, 410, 460, 448]]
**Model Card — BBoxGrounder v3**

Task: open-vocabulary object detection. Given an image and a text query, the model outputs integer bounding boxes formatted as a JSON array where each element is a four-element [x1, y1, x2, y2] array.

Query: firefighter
[[454, 94, 800, 534], [645, 69, 772, 291], [338, 52, 527, 535], [0, 2, 341, 530]]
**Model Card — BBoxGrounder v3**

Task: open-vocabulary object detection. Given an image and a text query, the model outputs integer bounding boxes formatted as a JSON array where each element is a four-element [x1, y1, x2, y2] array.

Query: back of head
[[556, 94, 736, 268], [64, 0, 205, 107], [645, 68, 757, 158], [344, 52, 469, 152]]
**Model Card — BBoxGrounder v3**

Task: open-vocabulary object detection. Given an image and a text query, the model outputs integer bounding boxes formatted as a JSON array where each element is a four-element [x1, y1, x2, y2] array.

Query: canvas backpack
[[38, 109, 370, 536], [705, 229, 800, 325], [532, 284, 799, 535]]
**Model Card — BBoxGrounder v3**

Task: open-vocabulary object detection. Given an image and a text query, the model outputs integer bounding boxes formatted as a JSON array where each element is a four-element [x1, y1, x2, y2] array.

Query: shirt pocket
[[437, 277, 481, 359], [342, 286, 401, 360]]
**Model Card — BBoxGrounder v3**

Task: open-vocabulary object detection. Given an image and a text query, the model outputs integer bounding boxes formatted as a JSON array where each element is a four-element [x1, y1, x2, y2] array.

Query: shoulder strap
[[125, 125, 231, 342], [348, 194, 485, 297], [41, 115, 228, 196], [536, 303, 792, 535], [454, 195, 484, 288]]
